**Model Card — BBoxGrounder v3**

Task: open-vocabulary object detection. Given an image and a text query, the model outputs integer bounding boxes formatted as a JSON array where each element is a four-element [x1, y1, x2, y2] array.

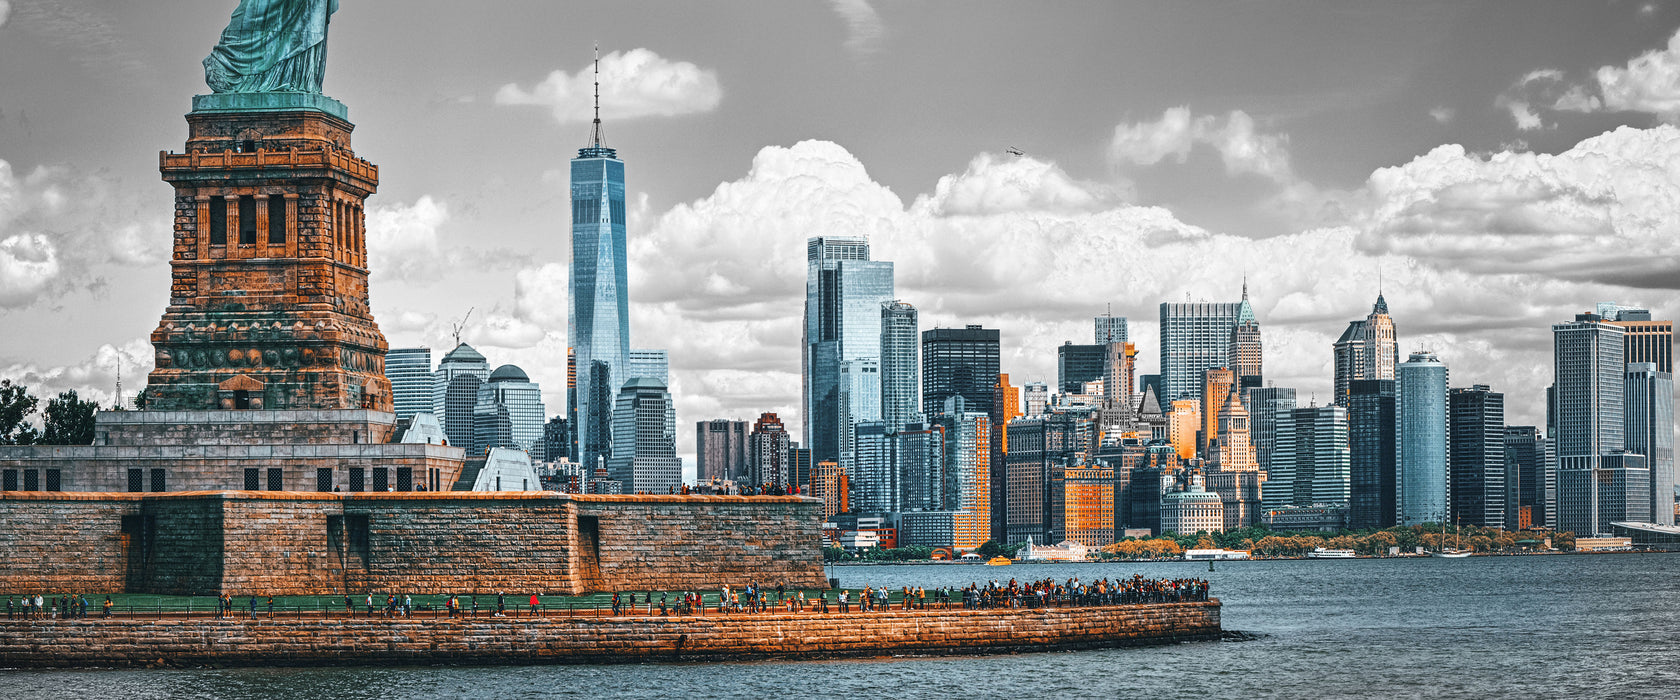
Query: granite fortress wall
[[0, 602, 1220, 667], [0, 492, 824, 596]]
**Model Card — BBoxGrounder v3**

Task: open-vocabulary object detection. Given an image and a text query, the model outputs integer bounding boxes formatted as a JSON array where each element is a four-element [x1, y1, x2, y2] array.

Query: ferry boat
[[1306, 548, 1357, 559], [986, 556, 1013, 566]]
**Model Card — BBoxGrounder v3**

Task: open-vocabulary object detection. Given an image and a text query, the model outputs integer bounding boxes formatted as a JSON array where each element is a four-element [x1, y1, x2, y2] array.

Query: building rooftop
[[489, 364, 529, 382]]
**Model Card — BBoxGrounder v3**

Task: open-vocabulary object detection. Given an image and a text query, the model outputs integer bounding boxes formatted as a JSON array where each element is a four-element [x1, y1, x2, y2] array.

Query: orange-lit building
[[1063, 464, 1115, 547], [811, 461, 847, 520], [1169, 399, 1201, 461], [1200, 367, 1235, 458]]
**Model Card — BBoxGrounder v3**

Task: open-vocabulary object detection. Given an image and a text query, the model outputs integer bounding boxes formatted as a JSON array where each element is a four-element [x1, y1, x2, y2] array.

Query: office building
[[385, 347, 433, 422], [1553, 314, 1626, 536], [1603, 306, 1672, 372], [1063, 463, 1116, 546], [542, 416, 569, 462], [570, 118, 631, 473], [1095, 313, 1128, 345], [1168, 399, 1200, 461], [1333, 293, 1398, 406], [1263, 404, 1351, 509], [747, 413, 792, 488], [1243, 386, 1297, 474], [1102, 342, 1138, 415], [1200, 367, 1235, 458], [838, 358, 882, 472], [810, 461, 847, 520], [1559, 453, 1650, 535], [1159, 289, 1252, 402], [895, 421, 945, 512], [1625, 363, 1675, 525], [880, 300, 920, 430], [1163, 472, 1226, 535], [804, 236, 894, 468], [1229, 284, 1263, 390], [933, 397, 992, 548], [432, 343, 490, 451], [1449, 384, 1505, 528], [607, 378, 679, 495], [1023, 382, 1049, 418], [1347, 379, 1397, 530], [1503, 426, 1549, 530], [1206, 390, 1263, 530], [697, 419, 748, 484], [851, 421, 897, 513], [1057, 342, 1106, 395], [471, 364, 546, 456], [1396, 351, 1448, 525]]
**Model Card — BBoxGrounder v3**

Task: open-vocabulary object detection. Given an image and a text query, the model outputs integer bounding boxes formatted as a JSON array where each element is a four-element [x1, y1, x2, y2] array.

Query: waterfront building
[[1263, 404, 1351, 509], [1168, 399, 1201, 461], [1624, 362, 1675, 525], [697, 419, 748, 484], [880, 300, 920, 430], [899, 510, 957, 549], [746, 413, 791, 488], [1553, 314, 1627, 536], [1023, 382, 1049, 418], [1449, 384, 1506, 528], [385, 348, 432, 422], [570, 107, 631, 473], [1063, 463, 1116, 547], [432, 343, 490, 450], [1559, 453, 1651, 535], [933, 397, 992, 548], [1503, 426, 1551, 530], [895, 421, 945, 512], [1243, 386, 1297, 474], [1057, 342, 1106, 395], [1095, 313, 1128, 345], [1347, 379, 1398, 530], [851, 421, 896, 513], [804, 236, 894, 469], [1162, 473, 1226, 535], [1396, 351, 1448, 525], [1158, 297, 1247, 402], [607, 378, 679, 495], [1261, 504, 1349, 532], [1004, 418, 1050, 544], [1200, 367, 1235, 458], [471, 364, 546, 456]]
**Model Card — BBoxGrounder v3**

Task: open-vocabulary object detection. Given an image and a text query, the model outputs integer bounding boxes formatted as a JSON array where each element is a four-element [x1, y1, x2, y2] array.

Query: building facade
[[880, 300, 920, 430], [1396, 351, 1448, 525], [570, 130, 631, 474], [1057, 342, 1106, 395], [1263, 405, 1351, 510], [471, 364, 546, 456], [1624, 363, 1675, 525], [432, 343, 490, 451], [1553, 314, 1626, 536], [1243, 386, 1297, 474], [804, 237, 894, 470], [386, 348, 433, 422], [1158, 299, 1245, 403], [747, 413, 792, 488], [697, 419, 748, 484], [607, 378, 679, 495], [1448, 384, 1505, 528], [922, 326, 1000, 418], [1503, 426, 1550, 530], [1347, 379, 1397, 530]]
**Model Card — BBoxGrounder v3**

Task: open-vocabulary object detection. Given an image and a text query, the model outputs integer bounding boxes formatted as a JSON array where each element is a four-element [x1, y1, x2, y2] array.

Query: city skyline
[[3, 2, 1680, 474]]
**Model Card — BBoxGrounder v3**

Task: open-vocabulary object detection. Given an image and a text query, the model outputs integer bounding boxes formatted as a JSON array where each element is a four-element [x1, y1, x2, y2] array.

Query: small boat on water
[[986, 556, 1013, 566], [1429, 550, 1472, 558], [1307, 548, 1356, 559]]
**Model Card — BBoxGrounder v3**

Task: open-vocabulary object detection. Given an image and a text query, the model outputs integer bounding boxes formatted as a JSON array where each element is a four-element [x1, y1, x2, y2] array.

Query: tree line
[[0, 379, 101, 446], [1099, 524, 1577, 558]]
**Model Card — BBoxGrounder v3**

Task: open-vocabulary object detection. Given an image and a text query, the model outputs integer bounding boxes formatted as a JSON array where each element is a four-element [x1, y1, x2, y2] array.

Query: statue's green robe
[[203, 0, 338, 93]]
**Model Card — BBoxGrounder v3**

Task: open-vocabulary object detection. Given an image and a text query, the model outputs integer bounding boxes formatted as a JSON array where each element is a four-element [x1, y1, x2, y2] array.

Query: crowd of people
[[6, 594, 111, 620]]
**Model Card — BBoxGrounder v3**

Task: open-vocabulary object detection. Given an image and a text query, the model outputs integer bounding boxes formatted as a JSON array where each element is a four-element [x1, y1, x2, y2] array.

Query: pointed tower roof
[[1372, 292, 1389, 316], [1235, 280, 1257, 325], [578, 45, 618, 159]]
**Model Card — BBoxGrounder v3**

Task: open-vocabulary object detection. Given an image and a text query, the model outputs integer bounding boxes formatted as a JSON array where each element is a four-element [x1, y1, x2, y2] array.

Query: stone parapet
[[0, 602, 1220, 667]]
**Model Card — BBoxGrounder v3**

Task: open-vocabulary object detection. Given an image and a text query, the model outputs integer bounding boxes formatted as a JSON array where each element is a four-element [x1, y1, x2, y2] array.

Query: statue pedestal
[[192, 92, 348, 121]]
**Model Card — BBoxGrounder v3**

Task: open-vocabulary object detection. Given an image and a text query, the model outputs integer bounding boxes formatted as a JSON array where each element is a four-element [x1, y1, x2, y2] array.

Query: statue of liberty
[[203, 0, 338, 93]]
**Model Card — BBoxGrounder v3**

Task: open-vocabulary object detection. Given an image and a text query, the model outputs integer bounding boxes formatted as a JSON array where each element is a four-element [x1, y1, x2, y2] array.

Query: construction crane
[[450, 307, 474, 347]]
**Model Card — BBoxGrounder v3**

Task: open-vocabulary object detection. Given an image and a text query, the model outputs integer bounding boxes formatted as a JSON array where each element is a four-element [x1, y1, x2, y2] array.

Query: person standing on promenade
[[530, 593, 540, 617], [365, 593, 374, 617], [404, 594, 413, 618], [344, 595, 352, 616], [839, 589, 850, 613], [103, 596, 112, 618], [267, 596, 275, 618]]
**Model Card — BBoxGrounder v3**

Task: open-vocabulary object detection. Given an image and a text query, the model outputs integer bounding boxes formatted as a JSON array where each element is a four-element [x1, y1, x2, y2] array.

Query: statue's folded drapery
[[203, 0, 339, 93]]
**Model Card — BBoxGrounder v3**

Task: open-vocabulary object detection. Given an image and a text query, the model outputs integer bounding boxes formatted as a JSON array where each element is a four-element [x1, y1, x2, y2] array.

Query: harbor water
[[2, 552, 1676, 698]]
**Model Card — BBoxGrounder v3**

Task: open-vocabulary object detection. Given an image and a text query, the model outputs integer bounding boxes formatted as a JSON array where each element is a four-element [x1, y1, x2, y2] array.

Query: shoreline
[[0, 601, 1221, 668], [827, 549, 1669, 565]]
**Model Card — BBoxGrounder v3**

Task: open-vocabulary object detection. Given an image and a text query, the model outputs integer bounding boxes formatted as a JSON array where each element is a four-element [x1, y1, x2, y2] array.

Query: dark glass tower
[[922, 326, 1000, 418], [1348, 379, 1397, 529], [569, 52, 630, 471], [1449, 384, 1506, 528]]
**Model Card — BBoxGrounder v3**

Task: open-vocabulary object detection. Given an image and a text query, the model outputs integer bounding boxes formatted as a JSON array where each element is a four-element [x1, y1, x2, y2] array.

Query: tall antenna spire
[[590, 44, 604, 148], [114, 357, 123, 410], [1241, 275, 1249, 301]]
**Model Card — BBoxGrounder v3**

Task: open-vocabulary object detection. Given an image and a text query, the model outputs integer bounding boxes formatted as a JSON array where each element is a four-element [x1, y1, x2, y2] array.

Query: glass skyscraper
[[1094, 314, 1128, 344], [1396, 351, 1448, 525], [921, 325, 1000, 418], [1448, 384, 1506, 528], [472, 364, 546, 456], [1347, 379, 1396, 530], [880, 300, 920, 431], [385, 347, 432, 422], [1624, 362, 1675, 526], [1553, 314, 1626, 535], [432, 343, 489, 450], [570, 128, 630, 472], [609, 377, 679, 495], [803, 236, 893, 467], [1158, 293, 1252, 402]]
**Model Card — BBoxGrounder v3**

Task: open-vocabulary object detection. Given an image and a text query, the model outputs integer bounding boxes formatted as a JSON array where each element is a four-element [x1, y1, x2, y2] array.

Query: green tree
[[976, 540, 1003, 559], [0, 379, 40, 445], [41, 390, 99, 445]]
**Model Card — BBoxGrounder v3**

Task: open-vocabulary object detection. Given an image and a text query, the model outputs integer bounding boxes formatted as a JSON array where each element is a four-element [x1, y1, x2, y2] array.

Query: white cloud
[[0, 1, 11, 29], [0, 338, 153, 412], [366, 195, 447, 283], [829, 0, 884, 59], [0, 159, 167, 308], [0, 233, 58, 307], [514, 262, 568, 330], [1429, 106, 1456, 124], [494, 49, 722, 125], [914, 152, 1120, 217], [1504, 100, 1544, 130], [1109, 107, 1294, 182], [1596, 26, 1680, 120]]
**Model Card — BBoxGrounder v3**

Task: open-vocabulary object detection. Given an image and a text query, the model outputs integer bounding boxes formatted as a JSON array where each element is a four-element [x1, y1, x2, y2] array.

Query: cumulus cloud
[[494, 49, 722, 124], [366, 195, 447, 283], [1429, 106, 1456, 124], [514, 262, 568, 330], [829, 0, 884, 59], [1357, 125, 1680, 288], [625, 130, 1680, 445], [1109, 107, 1294, 182], [0, 1, 11, 29], [0, 159, 169, 309], [1596, 26, 1680, 120]]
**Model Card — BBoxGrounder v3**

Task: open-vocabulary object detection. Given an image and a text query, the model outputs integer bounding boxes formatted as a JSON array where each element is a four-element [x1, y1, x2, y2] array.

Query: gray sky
[[2, 0, 1678, 474]]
